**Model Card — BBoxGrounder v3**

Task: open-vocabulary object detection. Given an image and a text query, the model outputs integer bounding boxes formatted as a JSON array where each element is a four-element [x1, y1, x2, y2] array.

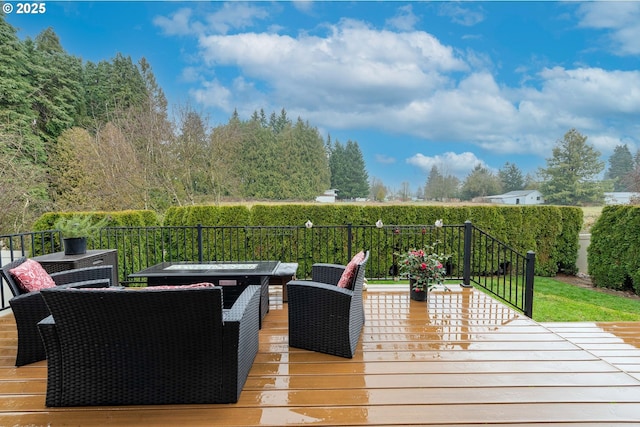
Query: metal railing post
[[197, 224, 204, 263], [524, 251, 536, 318], [461, 220, 473, 287], [347, 223, 353, 260]]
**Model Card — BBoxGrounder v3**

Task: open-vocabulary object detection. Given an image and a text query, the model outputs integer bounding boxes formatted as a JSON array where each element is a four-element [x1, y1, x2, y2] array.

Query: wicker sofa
[[38, 284, 261, 406], [287, 251, 369, 358], [1, 257, 113, 366]]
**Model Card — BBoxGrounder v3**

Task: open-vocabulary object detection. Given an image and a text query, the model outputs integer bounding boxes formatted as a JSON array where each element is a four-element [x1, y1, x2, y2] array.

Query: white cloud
[[292, 1, 314, 14], [190, 79, 233, 111], [407, 152, 486, 178], [154, 8, 201, 36], [196, 18, 468, 118], [154, 3, 269, 37], [386, 5, 420, 32], [156, 4, 640, 165], [576, 2, 640, 55], [204, 2, 269, 35], [438, 3, 485, 27]]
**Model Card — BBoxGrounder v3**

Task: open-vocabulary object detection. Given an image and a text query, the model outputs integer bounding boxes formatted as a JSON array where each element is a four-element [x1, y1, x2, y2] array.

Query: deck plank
[[0, 285, 639, 426]]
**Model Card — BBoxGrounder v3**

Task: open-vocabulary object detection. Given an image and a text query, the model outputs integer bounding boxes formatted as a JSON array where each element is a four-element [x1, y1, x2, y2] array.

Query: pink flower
[[420, 262, 427, 270]]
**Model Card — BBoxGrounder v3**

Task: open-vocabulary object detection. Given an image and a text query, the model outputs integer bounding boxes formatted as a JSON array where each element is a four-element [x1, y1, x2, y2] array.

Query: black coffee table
[[130, 261, 280, 327]]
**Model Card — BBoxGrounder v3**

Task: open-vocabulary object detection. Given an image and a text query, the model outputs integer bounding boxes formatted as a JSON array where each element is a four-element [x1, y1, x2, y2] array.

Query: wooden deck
[[1, 284, 640, 426]]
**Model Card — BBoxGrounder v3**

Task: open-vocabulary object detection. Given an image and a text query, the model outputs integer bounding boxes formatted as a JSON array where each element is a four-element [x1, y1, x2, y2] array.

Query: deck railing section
[[0, 221, 535, 316]]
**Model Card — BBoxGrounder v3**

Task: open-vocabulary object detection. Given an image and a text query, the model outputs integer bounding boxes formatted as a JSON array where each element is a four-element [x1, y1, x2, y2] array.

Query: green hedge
[[589, 205, 640, 295], [163, 204, 581, 277], [34, 205, 582, 278]]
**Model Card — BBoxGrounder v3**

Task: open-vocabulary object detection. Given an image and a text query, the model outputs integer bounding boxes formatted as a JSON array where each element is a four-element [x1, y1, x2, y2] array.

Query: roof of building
[[486, 190, 541, 199]]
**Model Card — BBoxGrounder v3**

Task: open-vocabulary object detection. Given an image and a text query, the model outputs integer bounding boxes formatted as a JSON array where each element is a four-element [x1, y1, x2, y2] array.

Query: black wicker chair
[[287, 251, 369, 358], [1, 257, 113, 366], [38, 284, 261, 406]]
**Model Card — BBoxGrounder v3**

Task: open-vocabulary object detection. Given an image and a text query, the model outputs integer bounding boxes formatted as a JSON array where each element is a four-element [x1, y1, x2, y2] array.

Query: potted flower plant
[[397, 242, 450, 301], [54, 215, 109, 255]]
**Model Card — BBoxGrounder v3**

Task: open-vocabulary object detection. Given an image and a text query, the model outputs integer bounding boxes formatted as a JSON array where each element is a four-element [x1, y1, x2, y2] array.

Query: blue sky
[[6, 1, 640, 191]]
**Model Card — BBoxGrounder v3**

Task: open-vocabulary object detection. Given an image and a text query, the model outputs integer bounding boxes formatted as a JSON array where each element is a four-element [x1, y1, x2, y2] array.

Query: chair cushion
[[10, 259, 56, 293], [337, 251, 366, 289]]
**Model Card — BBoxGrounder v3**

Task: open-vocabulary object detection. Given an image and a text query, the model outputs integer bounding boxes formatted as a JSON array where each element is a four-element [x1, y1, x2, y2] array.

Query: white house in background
[[486, 190, 544, 205], [604, 192, 640, 205], [315, 189, 338, 203]]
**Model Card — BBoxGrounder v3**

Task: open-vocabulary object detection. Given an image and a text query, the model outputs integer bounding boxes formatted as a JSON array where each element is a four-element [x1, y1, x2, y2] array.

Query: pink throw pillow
[[337, 251, 366, 289], [10, 259, 56, 293]]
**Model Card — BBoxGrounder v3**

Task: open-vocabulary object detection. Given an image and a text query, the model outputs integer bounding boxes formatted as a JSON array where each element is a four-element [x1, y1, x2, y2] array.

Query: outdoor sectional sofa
[[38, 284, 260, 406], [1, 257, 114, 366]]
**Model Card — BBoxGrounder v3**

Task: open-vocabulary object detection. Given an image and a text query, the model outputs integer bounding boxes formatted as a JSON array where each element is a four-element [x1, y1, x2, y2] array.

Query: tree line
[[0, 16, 369, 232], [416, 128, 640, 205], [3, 14, 638, 233]]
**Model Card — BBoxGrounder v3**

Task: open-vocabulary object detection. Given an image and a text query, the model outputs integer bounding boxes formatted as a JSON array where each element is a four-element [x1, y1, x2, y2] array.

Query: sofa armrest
[[223, 285, 260, 323], [37, 315, 63, 407], [287, 280, 354, 314], [222, 285, 261, 402], [287, 279, 353, 296], [51, 266, 113, 286], [311, 263, 346, 285]]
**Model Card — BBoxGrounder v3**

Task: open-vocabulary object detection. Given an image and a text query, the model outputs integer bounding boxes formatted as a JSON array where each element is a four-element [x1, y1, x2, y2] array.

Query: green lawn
[[369, 277, 640, 322], [532, 277, 640, 322]]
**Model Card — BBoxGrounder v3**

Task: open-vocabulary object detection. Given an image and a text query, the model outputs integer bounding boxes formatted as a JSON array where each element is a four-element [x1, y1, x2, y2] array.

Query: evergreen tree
[[498, 162, 525, 192], [0, 14, 40, 162], [620, 150, 640, 193], [27, 28, 84, 142], [538, 129, 605, 205], [83, 54, 147, 129], [460, 165, 502, 200], [424, 165, 460, 201], [48, 127, 93, 208], [330, 140, 369, 199], [277, 118, 330, 199], [605, 144, 634, 191]]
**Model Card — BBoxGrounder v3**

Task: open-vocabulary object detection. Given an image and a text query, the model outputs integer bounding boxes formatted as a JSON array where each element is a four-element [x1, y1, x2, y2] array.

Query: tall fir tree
[[460, 165, 501, 200], [498, 162, 525, 192], [605, 144, 634, 191], [28, 28, 84, 142], [0, 14, 40, 162], [424, 165, 460, 201], [330, 140, 369, 199], [539, 129, 605, 205]]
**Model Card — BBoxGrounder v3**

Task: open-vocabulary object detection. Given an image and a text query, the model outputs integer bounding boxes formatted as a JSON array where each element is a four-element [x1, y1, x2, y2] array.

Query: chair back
[[40, 286, 227, 405], [1, 257, 28, 296], [350, 251, 369, 292], [349, 251, 369, 337]]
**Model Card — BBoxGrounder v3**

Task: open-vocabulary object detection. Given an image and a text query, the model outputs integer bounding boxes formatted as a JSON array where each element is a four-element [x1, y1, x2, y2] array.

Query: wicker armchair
[[287, 251, 369, 358], [1, 257, 113, 366], [38, 284, 261, 406]]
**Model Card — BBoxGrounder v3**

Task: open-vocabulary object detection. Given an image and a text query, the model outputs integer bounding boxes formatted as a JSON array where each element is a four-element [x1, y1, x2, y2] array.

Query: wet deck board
[[1, 285, 639, 426]]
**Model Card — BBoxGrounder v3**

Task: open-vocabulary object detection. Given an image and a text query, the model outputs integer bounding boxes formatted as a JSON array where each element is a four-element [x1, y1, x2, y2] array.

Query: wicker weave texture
[[39, 284, 260, 406], [287, 251, 369, 358], [1, 258, 113, 366]]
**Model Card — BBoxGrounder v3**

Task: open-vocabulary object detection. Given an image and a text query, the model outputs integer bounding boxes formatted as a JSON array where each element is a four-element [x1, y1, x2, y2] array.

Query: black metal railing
[[0, 221, 535, 316]]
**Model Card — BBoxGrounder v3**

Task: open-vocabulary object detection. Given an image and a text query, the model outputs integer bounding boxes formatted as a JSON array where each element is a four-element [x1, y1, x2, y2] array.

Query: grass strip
[[368, 277, 640, 322]]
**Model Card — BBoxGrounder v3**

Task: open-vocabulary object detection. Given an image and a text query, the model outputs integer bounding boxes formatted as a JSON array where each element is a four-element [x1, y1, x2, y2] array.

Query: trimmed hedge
[[34, 210, 160, 232], [589, 205, 640, 295], [163, 204, 582, 277], [34, 205, 582, 278]]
